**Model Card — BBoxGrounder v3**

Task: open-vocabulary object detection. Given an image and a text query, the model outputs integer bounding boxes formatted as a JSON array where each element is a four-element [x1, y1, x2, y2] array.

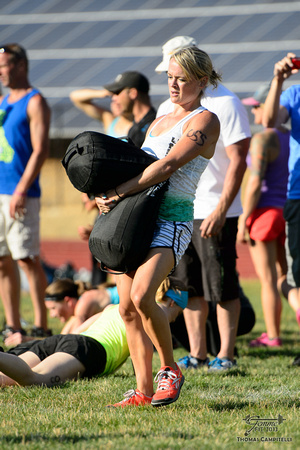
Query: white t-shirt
[[156, 84, 251, 219]]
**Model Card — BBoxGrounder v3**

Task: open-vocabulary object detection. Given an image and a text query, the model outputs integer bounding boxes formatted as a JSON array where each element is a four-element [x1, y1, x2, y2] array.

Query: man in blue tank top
[[0, 43, 51, 339]]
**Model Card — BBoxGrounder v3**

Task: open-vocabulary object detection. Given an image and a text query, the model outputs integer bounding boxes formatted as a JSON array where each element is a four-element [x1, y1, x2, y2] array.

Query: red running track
[[40, 240, 257, 279]]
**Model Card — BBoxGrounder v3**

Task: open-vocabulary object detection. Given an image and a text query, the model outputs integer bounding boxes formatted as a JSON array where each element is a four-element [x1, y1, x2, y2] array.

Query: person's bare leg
[[18, 256, 48, 330], [297, 288, 300, 326], [182, 296, 208, 359], [0, 351, 40, 385], [0, 351, 85, 386], [287, 286, 299, 311], [117, 249, 176, 398], [281, 279, 300, 310], [291, 288, 300, 314], [280, 278, 300, 328], [0, 255, 22, 330], [117, 274, 154, 397], [249, 240, 281, 338], [275, 240, 287, 333], [217, 298, 240, 361], [131, 249, 176, 370]]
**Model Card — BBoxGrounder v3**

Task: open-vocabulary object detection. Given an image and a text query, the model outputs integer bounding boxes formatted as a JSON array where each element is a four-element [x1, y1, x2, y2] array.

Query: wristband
[[114, 187, 122, 200], [15, 191, 27, 197]]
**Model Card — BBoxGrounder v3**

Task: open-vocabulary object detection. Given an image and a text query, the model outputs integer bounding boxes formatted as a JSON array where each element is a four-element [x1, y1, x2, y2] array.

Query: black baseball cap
[[104, 71, 149, 94]]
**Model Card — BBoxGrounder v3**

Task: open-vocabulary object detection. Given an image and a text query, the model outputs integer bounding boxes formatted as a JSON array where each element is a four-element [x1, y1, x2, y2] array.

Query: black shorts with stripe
[[173, 218, 239, 303], [8, 334, 107, 379]]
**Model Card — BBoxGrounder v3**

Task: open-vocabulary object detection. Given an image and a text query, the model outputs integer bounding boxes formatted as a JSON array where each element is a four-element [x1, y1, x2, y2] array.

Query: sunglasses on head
[[0, 46, 25, 61]]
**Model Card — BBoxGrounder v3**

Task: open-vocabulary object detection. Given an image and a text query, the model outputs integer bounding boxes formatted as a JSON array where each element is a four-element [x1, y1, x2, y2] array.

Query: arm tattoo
[[50, 375, 61, 384], [187, 129, 207, 146], [250, 149, 268, 180]]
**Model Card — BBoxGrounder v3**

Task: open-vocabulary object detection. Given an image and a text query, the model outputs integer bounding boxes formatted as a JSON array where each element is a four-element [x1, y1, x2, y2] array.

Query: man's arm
[[263, 78, 288, 128], [69, 88, 114, 128], [10, 93, 50, 219], [262, 52, 297, 128], [200, 137, 250, 238]]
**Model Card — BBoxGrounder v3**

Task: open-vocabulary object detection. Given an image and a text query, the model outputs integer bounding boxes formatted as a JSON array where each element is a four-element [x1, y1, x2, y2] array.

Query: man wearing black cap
[[104, 71, 156, 148]]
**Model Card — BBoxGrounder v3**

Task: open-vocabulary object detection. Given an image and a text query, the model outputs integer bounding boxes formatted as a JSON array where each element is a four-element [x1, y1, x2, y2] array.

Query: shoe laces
[[120, 389, 138, 403], [154, 368, 178, 391], [208, 357, 221, 367], [106, 389, 145, 408], [178, 356, 190, 367], [178, 356, 189, 363]]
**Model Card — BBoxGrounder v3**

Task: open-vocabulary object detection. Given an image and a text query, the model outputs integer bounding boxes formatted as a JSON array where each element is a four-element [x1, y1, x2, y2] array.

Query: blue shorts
[[150, 218, 193, 268]]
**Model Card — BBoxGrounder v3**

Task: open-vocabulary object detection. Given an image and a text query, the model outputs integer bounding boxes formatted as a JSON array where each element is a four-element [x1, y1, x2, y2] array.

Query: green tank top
[[81, 305, 129, 375]]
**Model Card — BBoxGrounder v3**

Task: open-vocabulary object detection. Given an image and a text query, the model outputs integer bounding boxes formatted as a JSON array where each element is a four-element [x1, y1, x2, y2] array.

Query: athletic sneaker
[[249, 333, 282, 348], [151, 363, 184, 407], [106, 389, 153, 408], [1, 326, 27, 338], [292, 354, 300, 366], [208, 357, 237, 372], [30, 326, 52, 338], [178, 354, 209, 370]]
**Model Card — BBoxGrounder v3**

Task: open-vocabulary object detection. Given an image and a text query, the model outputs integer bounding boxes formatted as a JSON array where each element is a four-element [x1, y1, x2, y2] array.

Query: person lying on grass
[[4, 277, 119, 347], [0, 278, 187, 389]]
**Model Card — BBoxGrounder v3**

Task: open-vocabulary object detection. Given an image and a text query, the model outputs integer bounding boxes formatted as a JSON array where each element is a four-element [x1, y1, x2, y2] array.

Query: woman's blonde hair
[[171, 46, 222, 90], [44, 278, 91, 301], [155, 278, 171, 303], [155, 277, 188, 310]]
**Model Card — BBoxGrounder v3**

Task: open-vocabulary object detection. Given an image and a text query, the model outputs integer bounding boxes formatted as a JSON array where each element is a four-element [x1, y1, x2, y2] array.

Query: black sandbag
[[89, 180, 169, 273], [61, 131, 158, 195]]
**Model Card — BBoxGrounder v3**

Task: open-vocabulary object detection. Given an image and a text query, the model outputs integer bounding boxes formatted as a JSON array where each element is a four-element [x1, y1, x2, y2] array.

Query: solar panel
[[1, 0, 300, 136]]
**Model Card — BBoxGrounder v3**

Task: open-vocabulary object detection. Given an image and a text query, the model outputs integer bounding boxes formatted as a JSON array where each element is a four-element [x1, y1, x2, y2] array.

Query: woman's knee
[[118, 304, 139, 323], [17, 256, 38, 273], [130, 286, 152, 314]]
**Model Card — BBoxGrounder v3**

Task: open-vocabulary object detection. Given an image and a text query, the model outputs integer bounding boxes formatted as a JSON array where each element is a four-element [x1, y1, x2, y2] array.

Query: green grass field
[[0, 279, 299, 449]]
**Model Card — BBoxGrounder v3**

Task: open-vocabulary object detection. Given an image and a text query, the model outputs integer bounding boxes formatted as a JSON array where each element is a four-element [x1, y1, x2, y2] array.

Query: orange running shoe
[[151, 363, 185, 407], [107, 389, 153, 408]]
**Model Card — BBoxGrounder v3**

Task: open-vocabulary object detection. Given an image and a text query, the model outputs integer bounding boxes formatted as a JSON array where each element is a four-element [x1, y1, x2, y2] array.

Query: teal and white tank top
[[141, 106, 210, 221]]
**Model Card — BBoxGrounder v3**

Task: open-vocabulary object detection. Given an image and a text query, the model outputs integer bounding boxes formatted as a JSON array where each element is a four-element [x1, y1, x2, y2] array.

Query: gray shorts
[[150, 218, 193, 268], [0, 194, 40, 260]]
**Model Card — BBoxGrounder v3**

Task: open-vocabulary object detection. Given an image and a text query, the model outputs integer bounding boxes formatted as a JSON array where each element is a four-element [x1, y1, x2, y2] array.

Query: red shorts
[[246, 207, 286, 245]]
